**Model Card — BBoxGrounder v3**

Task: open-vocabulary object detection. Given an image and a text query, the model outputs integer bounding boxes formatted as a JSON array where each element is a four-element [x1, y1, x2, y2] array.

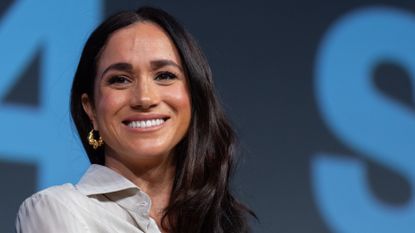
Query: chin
[[127, 147, 172, 160]]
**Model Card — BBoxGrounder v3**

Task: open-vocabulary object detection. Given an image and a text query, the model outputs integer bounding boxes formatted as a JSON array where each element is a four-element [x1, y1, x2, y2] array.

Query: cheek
[[95, 89, 127, 123], [164, 85, 191, 118]]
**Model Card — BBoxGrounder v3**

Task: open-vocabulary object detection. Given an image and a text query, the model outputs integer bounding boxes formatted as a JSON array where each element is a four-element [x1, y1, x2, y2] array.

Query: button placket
[[137, 194, 152, 219]]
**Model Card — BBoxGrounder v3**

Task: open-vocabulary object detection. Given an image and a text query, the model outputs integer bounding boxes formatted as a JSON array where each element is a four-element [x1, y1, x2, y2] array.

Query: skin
[[82, 22, 191, 228]]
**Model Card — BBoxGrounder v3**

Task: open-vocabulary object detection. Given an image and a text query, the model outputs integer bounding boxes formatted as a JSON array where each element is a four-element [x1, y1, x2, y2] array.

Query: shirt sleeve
[[16, 191, 90, 233]]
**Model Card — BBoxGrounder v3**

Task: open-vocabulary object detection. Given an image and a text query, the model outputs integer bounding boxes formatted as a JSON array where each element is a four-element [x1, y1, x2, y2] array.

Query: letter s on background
[[313, 7, 415, 233]]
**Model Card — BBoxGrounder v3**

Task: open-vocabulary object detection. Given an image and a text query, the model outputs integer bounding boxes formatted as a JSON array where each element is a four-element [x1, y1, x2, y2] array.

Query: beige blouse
[[16, 164, 161, 233]]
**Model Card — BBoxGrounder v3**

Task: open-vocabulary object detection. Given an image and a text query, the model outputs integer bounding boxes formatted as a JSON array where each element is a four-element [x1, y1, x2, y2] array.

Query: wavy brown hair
[[70, 6, 254, 233]]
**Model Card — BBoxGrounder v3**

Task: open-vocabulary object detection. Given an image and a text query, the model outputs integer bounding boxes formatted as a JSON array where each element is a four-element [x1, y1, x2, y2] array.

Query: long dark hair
[[70, 6, 253, 233]]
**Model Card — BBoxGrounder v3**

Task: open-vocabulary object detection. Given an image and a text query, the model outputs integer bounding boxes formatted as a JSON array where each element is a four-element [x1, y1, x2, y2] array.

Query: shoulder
[[16, 184, 90, 233], [18, 183, 79, 211], [24, 183, 76, 200], [17, 183, 83, 216], [31, 183, 78, 198]]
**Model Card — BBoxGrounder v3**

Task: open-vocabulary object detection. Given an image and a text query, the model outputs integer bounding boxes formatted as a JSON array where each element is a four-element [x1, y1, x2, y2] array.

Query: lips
[[126, 118, 165, 128], [122, 115, 170, 129]]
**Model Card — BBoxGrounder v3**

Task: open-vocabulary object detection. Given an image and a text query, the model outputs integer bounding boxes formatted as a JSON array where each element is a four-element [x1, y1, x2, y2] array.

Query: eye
[[107, 75, 130, 85], [154, 71, 177, 82]]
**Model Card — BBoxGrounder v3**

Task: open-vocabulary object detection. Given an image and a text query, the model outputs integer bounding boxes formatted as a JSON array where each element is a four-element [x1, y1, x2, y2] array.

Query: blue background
[[1, 0, 414, 232]]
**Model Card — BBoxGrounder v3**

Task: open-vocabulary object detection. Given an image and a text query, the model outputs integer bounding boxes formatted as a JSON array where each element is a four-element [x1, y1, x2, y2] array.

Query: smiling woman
[[15, 6, 254, 233], [82, 22, 191, 173]]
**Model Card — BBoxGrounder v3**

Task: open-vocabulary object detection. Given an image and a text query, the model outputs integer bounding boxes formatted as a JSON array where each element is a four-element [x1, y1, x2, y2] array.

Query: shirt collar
[[76, 164, 138, 196]]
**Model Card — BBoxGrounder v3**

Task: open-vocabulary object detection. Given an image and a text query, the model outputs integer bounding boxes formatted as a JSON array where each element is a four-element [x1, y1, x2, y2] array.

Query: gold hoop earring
[[88, 129, 104, 149]]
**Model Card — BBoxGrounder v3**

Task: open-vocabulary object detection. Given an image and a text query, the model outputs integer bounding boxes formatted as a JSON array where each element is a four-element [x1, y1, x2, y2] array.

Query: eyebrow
[[101, 62, 133, 79], [100, 59, 183, 79], [150, 59, 183, 72]]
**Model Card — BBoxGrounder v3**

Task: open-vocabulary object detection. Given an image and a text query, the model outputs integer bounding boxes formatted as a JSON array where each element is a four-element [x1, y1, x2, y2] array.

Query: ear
[[81, 93, 98, 130]]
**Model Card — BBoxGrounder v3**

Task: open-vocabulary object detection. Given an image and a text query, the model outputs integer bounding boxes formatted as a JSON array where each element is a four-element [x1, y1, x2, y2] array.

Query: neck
[[104, 152, 175, 229]]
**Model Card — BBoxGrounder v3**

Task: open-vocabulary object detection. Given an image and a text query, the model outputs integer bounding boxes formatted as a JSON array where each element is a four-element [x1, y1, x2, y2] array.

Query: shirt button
[[138, 201, 148, 207]]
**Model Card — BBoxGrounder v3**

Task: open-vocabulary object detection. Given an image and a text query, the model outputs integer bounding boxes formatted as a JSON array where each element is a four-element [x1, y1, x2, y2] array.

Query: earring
[[88, 129, 104, 149]]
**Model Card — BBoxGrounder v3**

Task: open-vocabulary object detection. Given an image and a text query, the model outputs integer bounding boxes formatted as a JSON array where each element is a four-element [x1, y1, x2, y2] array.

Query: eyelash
[[107, 75, 130, 85], [154, 71, 178, 81], [106, 71, 178, 86]]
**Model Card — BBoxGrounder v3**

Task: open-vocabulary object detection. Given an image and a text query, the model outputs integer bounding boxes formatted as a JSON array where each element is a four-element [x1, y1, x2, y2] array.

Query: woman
[[16, 6, 253, 233]]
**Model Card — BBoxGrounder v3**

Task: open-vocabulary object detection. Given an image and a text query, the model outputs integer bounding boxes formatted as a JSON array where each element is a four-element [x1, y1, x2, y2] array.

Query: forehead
[[97, 22, 181, 70]]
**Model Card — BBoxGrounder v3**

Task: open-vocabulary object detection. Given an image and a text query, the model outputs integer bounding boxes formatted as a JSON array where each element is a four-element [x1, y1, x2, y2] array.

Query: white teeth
[[127, 118, 165, 129]]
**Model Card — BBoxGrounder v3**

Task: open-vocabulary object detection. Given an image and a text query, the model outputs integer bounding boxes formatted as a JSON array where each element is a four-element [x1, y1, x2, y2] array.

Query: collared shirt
[[16, 164, 162, 233]]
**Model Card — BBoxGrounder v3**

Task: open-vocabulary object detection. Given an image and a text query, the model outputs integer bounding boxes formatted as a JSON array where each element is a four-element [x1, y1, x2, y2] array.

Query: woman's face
[[82, 22, 191, 166]]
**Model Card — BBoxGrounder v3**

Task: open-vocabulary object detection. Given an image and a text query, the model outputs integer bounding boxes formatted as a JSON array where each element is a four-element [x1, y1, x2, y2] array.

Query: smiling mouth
[[123, 118, 169, 129]]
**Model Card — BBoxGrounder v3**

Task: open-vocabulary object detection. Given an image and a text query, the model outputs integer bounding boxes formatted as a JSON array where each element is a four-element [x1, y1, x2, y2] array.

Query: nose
[[130, 77, 160, 110]]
